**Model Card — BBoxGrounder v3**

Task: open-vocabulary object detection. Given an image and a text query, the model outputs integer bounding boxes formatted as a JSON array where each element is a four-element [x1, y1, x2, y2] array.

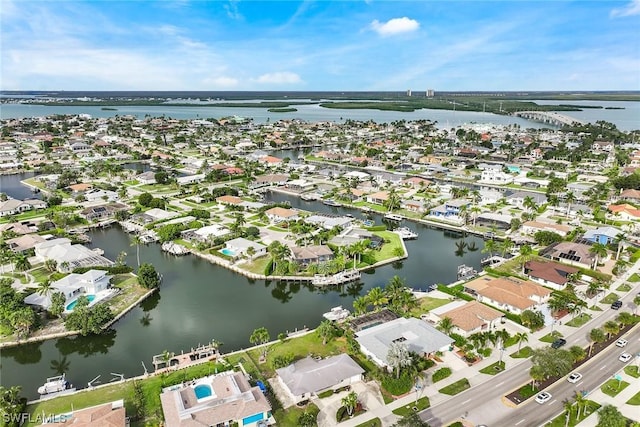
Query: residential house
[[250, 174, 289, 189], [479, 168, 514, 184], [429, 300, 504, 337], [620, 189, 640, 203], [506, 191, 547, 209], [0, 198, 47, 217], [366, 191, 389, 205], [429, 198, 471, 219], [355, 317, 454, 369], [464, 276, 551, 314], [79, 203, 128, 222], [582, 226, 622, 245], [329, 227, 383, 248], [290, 245, 334, 266], [608, 204, 640, 221], [224, 238, 267, 258], [540, 241, 598, 270], [24, 269, 112, 310], [183, 224, 230, 243], [84, 189, 119, 203], [401, 199, 426, 213], [304, 215, 353, 230], [264, 207, 298, 223], [567, 182, 595, 200], [524, 260, 579, 291], [285, 179, 315, 192], [476, 213, 513, 230], [592, 140, 614, 153], [276, 354, 364, 404], [160, 371, 272, 427], [36, 400, 126, 427], [34, 238, 114, 272], [6, 234, 47, 253], [136, 171, 156, 184], [216, 195, 243, 207], [522, 220, 572, 237]]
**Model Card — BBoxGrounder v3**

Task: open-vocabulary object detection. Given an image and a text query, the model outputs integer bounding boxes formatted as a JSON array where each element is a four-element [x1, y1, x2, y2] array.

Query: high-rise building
[[406, 89, 412, 97], [426, 89, 435, 97]]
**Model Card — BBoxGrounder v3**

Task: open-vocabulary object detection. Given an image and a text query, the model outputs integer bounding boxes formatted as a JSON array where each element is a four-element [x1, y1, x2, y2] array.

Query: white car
[[535, 391, 552, 404], [616, 339, 628, 348], [619, 352, 632, 363], [567, 372, 583, 384]]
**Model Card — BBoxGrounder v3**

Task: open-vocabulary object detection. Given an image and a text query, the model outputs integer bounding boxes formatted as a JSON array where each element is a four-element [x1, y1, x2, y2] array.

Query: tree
[[138, 192, 153, 207], [569, 345, 586, 363], [10, 307, 35, 339], [37, 279, 53, 297], [341, 391, 358, 417], [603, 320, 619, 339], [298, 411, 317, 427], [597, 404, 626, 427], [589, 243, 608, 269], [0, 385, 27, 427], [392, 411, 431, 427], [574, 390, 587, 418], [562, 398, 574, 427], [514, 332, 529, 352], [64, 302, 114, 336], [519, 245, 533, 272], [617, 311, 635, 327], [588, 328, 606, 356], [137, 263, 161, 289], [387, 342, 413, 379], [44, 259, 58, 272], [530, 347, 573, 381], [316, 320, 336, 345], [366, 287, 388, 310], [130, 234, 142, 267], [50, 292, 66, 318], [521, 310, 545, 330], [564, 191, 576, 218], [482, 239, 498, 257], [14, 254, 31, 280], [384, 188, 401, 212], [249, 327, 271, 360], [353, 296, 368, 315]]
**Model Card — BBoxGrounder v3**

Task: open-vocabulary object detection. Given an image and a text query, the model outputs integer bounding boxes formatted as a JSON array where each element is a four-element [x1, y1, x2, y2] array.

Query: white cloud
[[254, 71, 302, 84], [203, 76, 239, 88], [224, 0, 242, 20], [370, 17, 419, 36], [610, 0, 640, 17]]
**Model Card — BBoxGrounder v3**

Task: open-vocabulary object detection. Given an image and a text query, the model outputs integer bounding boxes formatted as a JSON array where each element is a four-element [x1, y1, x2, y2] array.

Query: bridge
[[512, 110, 586, 127]]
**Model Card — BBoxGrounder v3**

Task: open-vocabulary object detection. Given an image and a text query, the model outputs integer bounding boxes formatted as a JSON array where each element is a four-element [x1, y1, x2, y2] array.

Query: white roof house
[[24, 269, 111, 310], [34, 238, 114, 272], [355, 317, 454, 368]]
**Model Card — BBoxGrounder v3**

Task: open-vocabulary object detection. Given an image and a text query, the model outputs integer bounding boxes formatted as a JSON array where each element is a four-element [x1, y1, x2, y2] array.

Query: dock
[[152, 340, 221, 372], [311, 269, 361, 286]]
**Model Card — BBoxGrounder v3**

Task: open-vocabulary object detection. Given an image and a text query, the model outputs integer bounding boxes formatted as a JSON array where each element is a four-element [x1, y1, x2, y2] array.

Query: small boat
[[323, 199, 342, 207], [322, 306, 351, 322], [457, 264, 478, 281], [396, 227, 418, 240], [301, 193, 319, 201], [38, 374, 71, 395], [384, 213, 404, 222]]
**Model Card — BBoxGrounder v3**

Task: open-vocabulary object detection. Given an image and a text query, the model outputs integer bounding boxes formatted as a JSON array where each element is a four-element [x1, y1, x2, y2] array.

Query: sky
[[1, 0, 639, 91]]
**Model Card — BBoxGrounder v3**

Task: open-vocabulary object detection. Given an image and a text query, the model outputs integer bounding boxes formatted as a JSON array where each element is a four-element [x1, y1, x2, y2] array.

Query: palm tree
[[130, 234, 142, 267], [341, 391, 359, 417], [514, 332, 529, 353], [519, 244, 533, 272], [386, 342, 412, 379], [14, 254, 31, 280], [249, 327, 271, 360], [316, 320, 335, 345], [366, 287, 388, 310], [530, 364, 545, 391], [482, 239, 498, 257], [500, 238, 514, 257], [574, 390, 587, 418], [562, 398, 574, 427], [589, 243, 608, 270], [353, 296, 368, 315], [603, 320, 619, 339], [384, 188, 401, 212], [588, 328, 605, 356], [44, 258, 58, 272], [633, 295, 640, 315], [37, 280, 53, 297], [523, 196, 538, 214], [564, 191, 576, 218], [437, 317, 455, 336]]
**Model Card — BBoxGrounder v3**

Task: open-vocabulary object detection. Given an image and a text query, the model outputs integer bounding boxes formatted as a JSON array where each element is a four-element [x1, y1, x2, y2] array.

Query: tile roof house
[[215, 195, 243, 206], [264, 207, 298, 223], [160, 371, 272, 427], [522, 220, 572, 237], [366, 191, 389, 205], [290, 245, 334, 266], [37, 400, 126, 427], [620, 189, 640, 202], [540, 241, 598, 270], [608, 204, 640, 221], [355, 317, 454, 369], [430, 301, 504, 337], [275, 354, 364, 404], [524, 260, 579, 290], [464, 276, 551, 314]]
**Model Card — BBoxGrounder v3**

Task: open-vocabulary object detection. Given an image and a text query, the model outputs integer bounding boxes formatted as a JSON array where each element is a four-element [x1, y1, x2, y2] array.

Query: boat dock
[[152, 340, 221, 372], [312, 269, 361, 286], [161, 241, 190, 256]]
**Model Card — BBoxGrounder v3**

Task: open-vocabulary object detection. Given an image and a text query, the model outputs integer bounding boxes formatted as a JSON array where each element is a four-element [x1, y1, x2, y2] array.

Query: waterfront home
[[355, 317, 454, 369], [224, 238, 267, 258], [401, 176, 432, 188], [183, 224, 230, 243], [521, 220, 572, 237], [620, 189, 640, 203], [249, 173, 289, 189], [34, 238, 114, 272], [160, 371, 272, 427], [506, 191, 548, 209], [290, 245, 334, 266], [539, 241, 599, 270], [285, 178, 314, 192], [304, 214, 353, 230], [607, 203, 640, 221], [258, 155, 283, 167], [428, 198, 471, 220], [35, 400, 126, 427], [329, 227, 382, 248], [275, 354, 364, 405], [0, 198, 47, 217], [524, 260, 579, 291], [366, 190, 389, 205], [582, 226, 622, 245], [130, 208, 179, 226], [25, 269, 112, 310], [476, 213, 513, 230], [6, 233, 47, 253], [464, 276, 550, 314], [429, 300, 504, 337], [136, 171, 156, 184], [79, 202, 128, 222], [479, 168, 514, 184], [401, 199, 426, 213], [477, 189, 503, 205], [264, 207, 298, 223]]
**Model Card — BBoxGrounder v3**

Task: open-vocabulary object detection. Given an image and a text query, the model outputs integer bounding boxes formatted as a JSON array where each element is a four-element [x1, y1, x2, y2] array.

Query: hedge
[[72, 265, 133, 274], [432, 367, 452, 383], [365, 225, 387, 232]]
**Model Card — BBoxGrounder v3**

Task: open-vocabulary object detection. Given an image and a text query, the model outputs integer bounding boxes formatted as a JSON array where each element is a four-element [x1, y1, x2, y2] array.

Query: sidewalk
[[333, 259, 640, 427]]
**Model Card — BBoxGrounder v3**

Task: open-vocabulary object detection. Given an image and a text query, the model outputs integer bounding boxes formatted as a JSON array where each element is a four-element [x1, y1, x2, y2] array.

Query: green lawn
[[29, 266, 54, 283], [589, 305, 603, 311], [627, 391, 640, 405], [616, 283, 632, 292], [600, 379, 630, 397], [545, 401, 601, 427], [370, 231, 405, 262], [601, 293, 620, 304], [355, 418, 382, 427], [273, 403, 319, 426], [107, 274, 151, 315], [392, 397, 430, 416], [241, 256, 272, 275], [479, 361, 505, 375], [267, 225, 288, 232], [539, 332, 563, 343], [628, 273, 640, 282], [624, 366, 639, 378], [438, 378, 470, 395], [408, 296, 450, 318], [565, 313, 592, 327], [510, 346, 533, 358]]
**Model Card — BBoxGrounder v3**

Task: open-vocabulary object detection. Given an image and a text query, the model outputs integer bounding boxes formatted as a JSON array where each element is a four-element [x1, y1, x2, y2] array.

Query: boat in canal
[[384, 213, 404, 222], [38, 374, 74, 396], [456, 264, 478, 281], [322, 199, 342, 207], [322, 306, 351, 322], [395, 227, 418, 240]]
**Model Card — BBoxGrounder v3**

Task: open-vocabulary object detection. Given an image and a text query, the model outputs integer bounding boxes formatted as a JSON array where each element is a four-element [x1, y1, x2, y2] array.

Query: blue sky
[[1, 0, 639, 91]]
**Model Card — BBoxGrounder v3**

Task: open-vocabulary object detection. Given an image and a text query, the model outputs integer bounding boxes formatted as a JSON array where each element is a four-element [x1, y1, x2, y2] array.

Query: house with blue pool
[[160, 371, 272, 427]]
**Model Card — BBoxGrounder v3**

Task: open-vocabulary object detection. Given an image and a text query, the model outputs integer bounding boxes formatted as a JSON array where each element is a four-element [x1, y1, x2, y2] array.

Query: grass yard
[[479, 361, 505, 375], [29, 266, 53, 283], [392, 397, 430, 416], [273, 403, 319, 426], [565, 313, 592, 327], [355, 418, 382, 427], [107, 274, 151, 315], [600, 379, 630, 397], [545, 400, 601, 427], [616, 283, 632, 292], [370, 231, 404, 262], [510, 346, 533, 358], [627, 391, 640, 405], [408, 296, 450, 318], [628, 273, 640, 282], [539, 332, 563, 343], [624, 366, 639, 378], [242, 256, 271, 275], [438, 378, 470, 395], [601, 293, 620, 304]]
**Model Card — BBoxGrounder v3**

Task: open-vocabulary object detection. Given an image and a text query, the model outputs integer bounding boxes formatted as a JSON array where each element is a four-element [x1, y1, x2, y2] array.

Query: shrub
[[381, 371, 414, 396], [432, 367, 452, 383]]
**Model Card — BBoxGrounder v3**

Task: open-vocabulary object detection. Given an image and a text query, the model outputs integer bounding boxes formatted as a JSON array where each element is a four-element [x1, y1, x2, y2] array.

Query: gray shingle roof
[[276, 354, 364, 396]]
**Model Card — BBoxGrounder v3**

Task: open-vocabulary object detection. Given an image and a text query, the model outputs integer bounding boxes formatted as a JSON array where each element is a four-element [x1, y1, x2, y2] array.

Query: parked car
[[567, 372, 583, 384], [611, 300, 623, 310], [551, 338, 567, 349], [535, 392, 552, 404], [619, 353, 632, 363], [616, 339, 628, 348]]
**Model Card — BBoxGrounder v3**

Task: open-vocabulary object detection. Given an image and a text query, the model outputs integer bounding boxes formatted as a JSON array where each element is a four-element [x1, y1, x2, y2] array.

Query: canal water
[[0, 190, 484, 399]]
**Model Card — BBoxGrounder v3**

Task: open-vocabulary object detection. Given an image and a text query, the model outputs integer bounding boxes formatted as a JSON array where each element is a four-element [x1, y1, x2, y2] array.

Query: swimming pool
[[194, 384, 213, 400], [220, 248, 236, 257], [66, 295, 96, 311]]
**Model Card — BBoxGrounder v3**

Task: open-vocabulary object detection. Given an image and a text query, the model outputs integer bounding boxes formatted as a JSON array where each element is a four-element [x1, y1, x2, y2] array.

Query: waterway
[[0, 189, 484, 399]]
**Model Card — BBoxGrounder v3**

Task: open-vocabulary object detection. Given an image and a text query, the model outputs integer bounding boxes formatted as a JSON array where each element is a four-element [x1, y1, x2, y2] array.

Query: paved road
[[418, 282, 640, 427]]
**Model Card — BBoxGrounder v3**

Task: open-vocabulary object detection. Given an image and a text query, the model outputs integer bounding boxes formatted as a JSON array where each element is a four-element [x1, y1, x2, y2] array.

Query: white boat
[[323, 199, 342, 207], [396, 227, 418, 240], [301, 193, 319, 201], [322, 306, 351, 322], [38, 374, 71, 395], [384, 213, 404, 222], [312, 269, 361, 286]]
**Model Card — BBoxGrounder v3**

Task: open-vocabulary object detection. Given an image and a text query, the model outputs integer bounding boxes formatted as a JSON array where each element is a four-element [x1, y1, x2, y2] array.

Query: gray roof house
[[355, 317, 454, 368], [276, 354, 364, 404]]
